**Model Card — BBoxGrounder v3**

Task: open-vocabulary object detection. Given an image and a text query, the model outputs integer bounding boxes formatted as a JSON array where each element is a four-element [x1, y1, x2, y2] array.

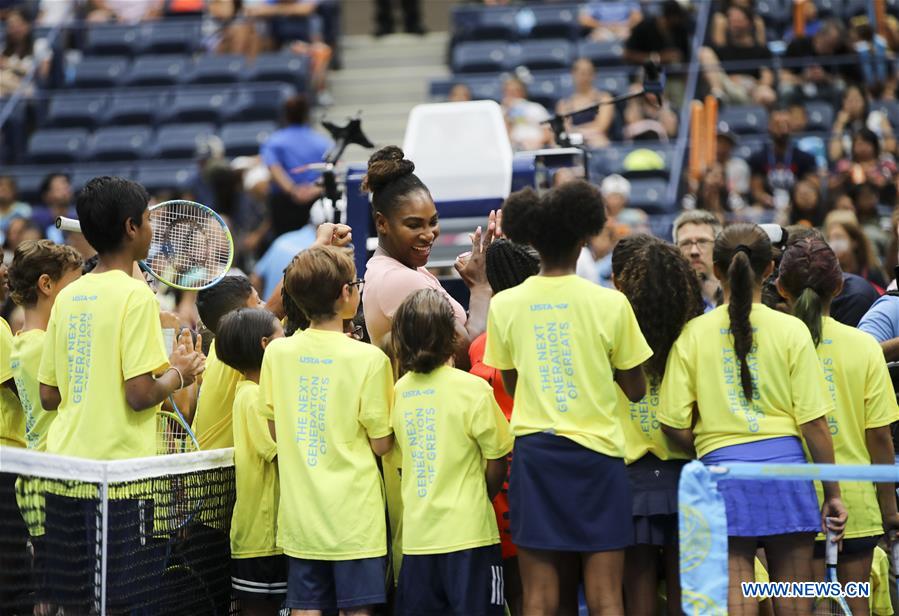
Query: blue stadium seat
[[519, 39, 574, 71], [27, 128, 89, 164], [530, 73, 572, 109], [467, 9, 517, 41], [245, 53, 310, 89], [88, 126, 154, 161], [467, 78, 503, 102], [754, 0, 790, 26], [805, 101, 835, 133], [158, 87, 232, 124], [452, 41, 512, 74], [83, 24, 141, 55], [816, 0, 844, 18], [155, 123, 217, 159], [223, 84, 294, 123], [6, 166, 63, 202], [733, 136, 768, 161], [842, 0, 870, 18], [123, 55, 189, 87], [628, 178, 672, 215], [221, 121, 277, 156], [719, 105, 768, 135], [103, 92, 165, 126], [875, 100, 899, 131], [43, 93, 108, 129], [183, 54, 245, 85], [72, 56, 129, 88], [528, 6, 578, 40], [589, 144, 628, 176], [70, 163, 135, 193], [139, 19, 202, 54], [135, 160, 198, 193], [595, 72, 630, 96], [578, 40, 625, 69]]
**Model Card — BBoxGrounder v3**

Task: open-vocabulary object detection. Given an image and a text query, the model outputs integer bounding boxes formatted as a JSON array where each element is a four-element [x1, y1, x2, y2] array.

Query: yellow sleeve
[[788, 331, 831, 425], [468, 389, 513, 460], [258, 350, 275, 421], [358, 352, 394, 440], [610, 296, 653, 371], [870, 546, 893, 616], [864, 338, 899, 430], [244, 389, 277, 463], [658, 334, 695, 429], [482, 305, 513, 370], [121, 291, 169, 380], [37, 312, 57, 387], [1, 319, 13, 383]]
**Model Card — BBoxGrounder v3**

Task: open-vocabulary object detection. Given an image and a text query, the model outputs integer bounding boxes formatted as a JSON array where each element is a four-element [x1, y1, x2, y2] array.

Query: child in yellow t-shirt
[[259, 246, 394, 614], [390, 289, 513, 615], [8, 239, 83, 451], [215, 307, 286, 616], [777, 236, 899, 616], [1, 259, 25, 448]]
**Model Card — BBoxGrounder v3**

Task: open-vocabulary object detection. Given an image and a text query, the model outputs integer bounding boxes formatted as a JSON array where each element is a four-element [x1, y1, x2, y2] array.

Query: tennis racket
[[57, 199, 233, 291], [815, 526, 852, 615], [157, 399, 199, 456]]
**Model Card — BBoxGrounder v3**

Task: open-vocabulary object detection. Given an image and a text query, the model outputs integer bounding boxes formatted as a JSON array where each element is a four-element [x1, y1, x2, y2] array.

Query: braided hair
[[485, 238, 540, 294], [777, 238, 843, 347]]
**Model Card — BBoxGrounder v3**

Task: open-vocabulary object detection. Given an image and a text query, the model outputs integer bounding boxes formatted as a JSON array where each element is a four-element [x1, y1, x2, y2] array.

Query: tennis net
[[0, 446, 236, 615]]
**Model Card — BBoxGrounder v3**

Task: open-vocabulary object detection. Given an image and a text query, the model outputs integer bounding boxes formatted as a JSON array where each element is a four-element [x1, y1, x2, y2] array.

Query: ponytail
[[792, 287, 825, 347], [727, 251, 756, 401]]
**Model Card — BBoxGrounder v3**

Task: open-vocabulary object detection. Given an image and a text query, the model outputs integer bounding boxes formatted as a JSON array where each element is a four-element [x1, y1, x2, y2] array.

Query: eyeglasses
[[677, 238, 714, 251], [348, 278, 365, 293]]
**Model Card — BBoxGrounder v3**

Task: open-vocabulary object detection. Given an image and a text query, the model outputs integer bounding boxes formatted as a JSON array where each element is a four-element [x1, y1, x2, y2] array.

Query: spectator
[[260, 95, 332, 239], [2, 219, 41, 265], [374, 0, 425, 37], [829, 84, 896, 162], [672, 209, 722, 311], [748, 107, 817, 211], [579, 1, 642, 42], [682, 164, 744, 220], [31, 173, 75, 245], [502, 77, 552, 152], [0, 176, 31, 247], [787, 99, 827, 170], [716, 127, 751, 201], [250, 225, 318, 302], [576, 220, 627, 288], [624, 0, 690, 66], [555, 59, 614, 148], [208, 0, 266, 57], [709, 0, 766, 48], [788, 179, 828, 228], [86, 0, 164, 23], [780, 20, 861, 98], [825, 210, 887, 290], [858, 292, 899, 360], [831, 128, 897, 207], [700, 5, 775, 106], [849, 182, 890, 258], [447, 83, 472, 103], [0, 9, 51, 97], [622, 70, 679, 140], [885, 208, 899, 278]]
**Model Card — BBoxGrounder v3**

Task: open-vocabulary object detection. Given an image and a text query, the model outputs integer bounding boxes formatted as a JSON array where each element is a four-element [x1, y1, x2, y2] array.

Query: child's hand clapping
[[169, 329, 205, 387]]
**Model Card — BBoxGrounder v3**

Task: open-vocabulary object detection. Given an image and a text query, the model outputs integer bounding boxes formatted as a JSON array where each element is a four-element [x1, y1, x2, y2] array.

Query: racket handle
[[56, 216, 81, 233], [825, 526, 838, 566], [891, 536, 899, 575]]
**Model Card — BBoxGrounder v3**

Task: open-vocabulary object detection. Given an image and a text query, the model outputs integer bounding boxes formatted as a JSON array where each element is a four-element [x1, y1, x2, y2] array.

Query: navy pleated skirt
[[627, 454, 686, 546]]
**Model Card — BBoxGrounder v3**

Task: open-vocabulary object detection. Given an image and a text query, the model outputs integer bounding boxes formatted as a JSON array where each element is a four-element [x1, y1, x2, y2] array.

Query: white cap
[[601, 174, 631, 199]]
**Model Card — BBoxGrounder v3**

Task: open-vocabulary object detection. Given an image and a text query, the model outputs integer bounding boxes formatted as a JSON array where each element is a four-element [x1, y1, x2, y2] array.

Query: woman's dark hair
[[361, 146, 430, 218], [3, 9, 34, 59], [215, 308, 280, 373], [282, 95, 310, 125], [853, 127, 881, 159], [502, 181, 606, 263], [281, 275, 309, 336], [788, 180, 827, 227], [485, 239, 540, 294], [842, 84, 869, 120], [612, 235, 704, 383], [75, 176, 149, 255], [777, 238, 842, 347], [391, 289, 457, 374], [713, 223, 773, 401]]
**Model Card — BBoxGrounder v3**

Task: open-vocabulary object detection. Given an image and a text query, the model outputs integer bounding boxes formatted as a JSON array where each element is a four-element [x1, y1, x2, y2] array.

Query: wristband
[[167, 366, 185, 391]]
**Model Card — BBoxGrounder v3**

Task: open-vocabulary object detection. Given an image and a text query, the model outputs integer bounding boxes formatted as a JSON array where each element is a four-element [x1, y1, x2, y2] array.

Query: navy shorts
[[813, 534, 883, 559], [232, 555, 288, 600], [286, 555, 387, 610], [395, 544, 505, 616]]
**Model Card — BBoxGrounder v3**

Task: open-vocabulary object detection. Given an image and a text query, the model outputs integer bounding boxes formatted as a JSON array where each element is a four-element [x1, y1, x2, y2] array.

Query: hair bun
[[362, 146, 415, 194]]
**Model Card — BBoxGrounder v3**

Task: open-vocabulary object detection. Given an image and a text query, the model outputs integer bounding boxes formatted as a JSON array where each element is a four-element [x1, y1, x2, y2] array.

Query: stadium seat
[[43, 93, 108, 129], [719, 105, 768, 135], [221, 121, 277, 156], [70, 163, 135, 193], [88, 126, 154, 161], [734, 136, 768, 161], [577, 40, 626, 69], [72, 56, 129, 88], [595, 72, 630, 96], [223, 84, 294, 122], [627, 178, 672, 215], [27, 128, 89, 164], [103, 92, 166, 126], [6, 165, 63, 202], [245, 53, 310, 89], [139, 19, 202, 54], [135, 160, 198, 193], [876, 100, 899, 131], [123, 55, 189, 87], [155, 123, 217, 159], [527, 6, 578, 40], [467, 9, 517, 41], [754, 0, 790, 26], [816, 0, 844, 18], [183, 54, 245, 85], [83, 24, 141, 55], [452, 41, 512, 74], [530, 73, 572, 109], [158, 87, 232, 124], [805, 101, 835, 133], [519, 39, 574, 71]]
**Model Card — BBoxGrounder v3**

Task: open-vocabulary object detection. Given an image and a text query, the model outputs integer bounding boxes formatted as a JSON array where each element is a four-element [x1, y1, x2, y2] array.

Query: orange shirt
[[468, 333, 513, 421]]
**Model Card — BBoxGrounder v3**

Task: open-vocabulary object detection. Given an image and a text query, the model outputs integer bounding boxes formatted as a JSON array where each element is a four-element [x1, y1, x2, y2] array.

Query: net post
[[99, 466, 109, 615]]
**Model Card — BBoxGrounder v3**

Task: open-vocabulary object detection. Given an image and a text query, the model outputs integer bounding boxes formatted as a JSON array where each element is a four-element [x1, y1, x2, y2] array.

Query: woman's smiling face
[[376, 189, 440, 269]]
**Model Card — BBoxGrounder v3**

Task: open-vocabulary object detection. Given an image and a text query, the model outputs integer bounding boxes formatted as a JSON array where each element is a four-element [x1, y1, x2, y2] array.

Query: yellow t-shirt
[[12, 329, 54, 451], [1, 317, 26, 448], [659, 304, 831, 459], [621, 379, 689, 465], [483, 275, 652, 457], [193, 341, 242, 450], [38, 271, 169, 460], [392, 366, 513, 555], [231, 379, 280, 558], [871, 545, 893, 616], [259, 328, 394, 560], [814, 318, 899, 540]]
